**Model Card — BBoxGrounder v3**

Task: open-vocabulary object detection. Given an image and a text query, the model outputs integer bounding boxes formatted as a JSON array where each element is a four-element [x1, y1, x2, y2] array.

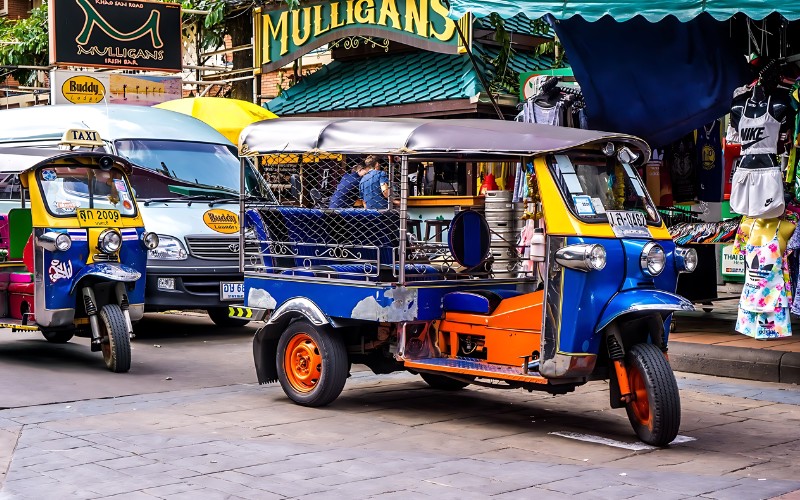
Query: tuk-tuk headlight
[[142, 231, 159, 250], [36, 231, 72, 252], [674, 247, 698, 273], [640, 242, 666, 276], [98, 229, 122, 254], [555, 243, 606, 272]]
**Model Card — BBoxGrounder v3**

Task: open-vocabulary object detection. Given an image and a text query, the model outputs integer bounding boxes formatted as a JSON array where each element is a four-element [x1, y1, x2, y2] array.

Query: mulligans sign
[[255, 0, 468, 73], [49, 0, 182, 71]]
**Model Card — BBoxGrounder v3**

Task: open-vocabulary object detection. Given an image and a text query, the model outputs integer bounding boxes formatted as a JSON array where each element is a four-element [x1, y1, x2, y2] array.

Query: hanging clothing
[[696, 120, 724, 202], [738, 96, 781, 156], [722, 138, 740, 199], [734, 221, 792, 339], [730, 167, 785, 218], [665, 133, 697, 203]]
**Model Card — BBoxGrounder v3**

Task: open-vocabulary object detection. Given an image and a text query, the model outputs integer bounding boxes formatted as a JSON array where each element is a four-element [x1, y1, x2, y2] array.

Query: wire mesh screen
[[243, 153, 532, 283]]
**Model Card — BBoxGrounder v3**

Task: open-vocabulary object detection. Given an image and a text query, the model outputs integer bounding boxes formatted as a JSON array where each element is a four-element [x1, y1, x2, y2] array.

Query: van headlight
[[148, 235, 188, 260], [640, 242, 665, 276], [555, 244, 606, 272], [98, 229, 122, 254], [674, 247, 698, 273]]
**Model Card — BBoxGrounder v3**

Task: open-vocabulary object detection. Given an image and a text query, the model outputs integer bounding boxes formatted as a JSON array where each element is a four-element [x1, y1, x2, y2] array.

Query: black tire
[[276, 320, 348, 407], [207, 308, 250, 327], [420, 372, 472, 390], [99, 304, 131, 373], [625, 343, 680, 447], [41, 330, 74, 343]]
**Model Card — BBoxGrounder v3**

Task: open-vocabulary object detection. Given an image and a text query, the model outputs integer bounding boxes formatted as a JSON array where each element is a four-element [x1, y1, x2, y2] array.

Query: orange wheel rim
[[628, 365, 652, 428], [284, 333, 322, 393]]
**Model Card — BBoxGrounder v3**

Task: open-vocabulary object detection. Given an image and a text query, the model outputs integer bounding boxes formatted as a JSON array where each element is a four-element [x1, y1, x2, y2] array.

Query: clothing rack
[[669, 217, 741, 245]]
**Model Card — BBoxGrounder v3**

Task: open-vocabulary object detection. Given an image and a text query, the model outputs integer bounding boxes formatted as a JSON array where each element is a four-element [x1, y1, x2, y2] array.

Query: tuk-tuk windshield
[[38, 166, 137, 217], [548, 151, 660, 225]]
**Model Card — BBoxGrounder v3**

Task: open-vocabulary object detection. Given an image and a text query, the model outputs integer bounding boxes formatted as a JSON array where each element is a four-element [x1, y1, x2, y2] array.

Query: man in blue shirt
[[329, 163, 368, 209], [359, 155, 391, 209]]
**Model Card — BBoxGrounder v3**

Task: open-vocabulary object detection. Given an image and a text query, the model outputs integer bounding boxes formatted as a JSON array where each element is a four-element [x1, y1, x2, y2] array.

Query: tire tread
[[626, 343, 680, 447]]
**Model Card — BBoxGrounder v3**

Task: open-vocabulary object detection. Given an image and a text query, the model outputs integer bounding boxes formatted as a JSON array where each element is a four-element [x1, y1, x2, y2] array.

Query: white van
[[0, 104, 268, 327]]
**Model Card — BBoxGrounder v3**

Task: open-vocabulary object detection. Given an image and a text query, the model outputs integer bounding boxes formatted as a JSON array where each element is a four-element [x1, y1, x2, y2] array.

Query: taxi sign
[[59, 129, 104, 149]]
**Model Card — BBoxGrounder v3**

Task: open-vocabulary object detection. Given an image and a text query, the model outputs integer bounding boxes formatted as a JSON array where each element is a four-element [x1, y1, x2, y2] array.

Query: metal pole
[[398, 156, 408, 285], [239, 157, 246, 273], [454, 21, 505, 120]]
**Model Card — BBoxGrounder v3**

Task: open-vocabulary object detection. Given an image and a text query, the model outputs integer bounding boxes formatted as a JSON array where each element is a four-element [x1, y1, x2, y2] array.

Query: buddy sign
[[255, 0, 466, 73], [49, 0, 182, 72]]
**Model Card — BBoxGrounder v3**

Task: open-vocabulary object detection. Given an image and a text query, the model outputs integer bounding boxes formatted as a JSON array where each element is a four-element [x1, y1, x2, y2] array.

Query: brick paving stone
[[185, 474, 282, 500], [96, 455, 158, 470], [701, 481, 800, 500], [94, 492, 161, 500]]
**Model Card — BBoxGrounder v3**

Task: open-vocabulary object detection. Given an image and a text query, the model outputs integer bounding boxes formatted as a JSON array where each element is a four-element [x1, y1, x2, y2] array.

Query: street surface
[[0, 313, 798, 499]]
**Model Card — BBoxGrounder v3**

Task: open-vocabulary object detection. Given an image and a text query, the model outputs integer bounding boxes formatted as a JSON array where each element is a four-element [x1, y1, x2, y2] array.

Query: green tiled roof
[[474, 13, 555, 38], [266, 43, 559, 116]]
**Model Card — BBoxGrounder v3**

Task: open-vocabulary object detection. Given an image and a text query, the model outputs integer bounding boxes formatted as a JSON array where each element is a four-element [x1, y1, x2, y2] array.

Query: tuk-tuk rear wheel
[[98, 304, 131, 373], [624, 343, 680, 447], [277, 320, 348, 407]]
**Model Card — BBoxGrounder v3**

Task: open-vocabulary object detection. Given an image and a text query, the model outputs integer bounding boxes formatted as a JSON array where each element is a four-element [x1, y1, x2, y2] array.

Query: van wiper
[[142, 194, 217, 206]]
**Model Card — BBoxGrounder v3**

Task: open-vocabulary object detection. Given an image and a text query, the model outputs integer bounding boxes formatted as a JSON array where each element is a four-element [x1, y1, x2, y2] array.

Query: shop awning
[[448, 1, 800, 22]]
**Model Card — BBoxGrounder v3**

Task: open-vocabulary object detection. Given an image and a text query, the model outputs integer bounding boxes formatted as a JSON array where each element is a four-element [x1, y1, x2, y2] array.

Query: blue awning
[[448, 1, 800, 22]]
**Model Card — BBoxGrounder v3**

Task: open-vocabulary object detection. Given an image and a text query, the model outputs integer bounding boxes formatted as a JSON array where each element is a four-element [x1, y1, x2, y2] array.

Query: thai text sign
[[254, 0, 462, 73], [49, 0, 182, 72]]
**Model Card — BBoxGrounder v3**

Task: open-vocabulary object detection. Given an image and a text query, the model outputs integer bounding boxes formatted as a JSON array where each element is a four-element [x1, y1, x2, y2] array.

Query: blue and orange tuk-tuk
[[0, 130, 156, 372], [233, 118, 697, 446]]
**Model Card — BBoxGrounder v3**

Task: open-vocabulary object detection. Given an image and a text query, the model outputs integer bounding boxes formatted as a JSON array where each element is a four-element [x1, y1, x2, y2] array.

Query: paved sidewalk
[[669, 300, 800, 384]]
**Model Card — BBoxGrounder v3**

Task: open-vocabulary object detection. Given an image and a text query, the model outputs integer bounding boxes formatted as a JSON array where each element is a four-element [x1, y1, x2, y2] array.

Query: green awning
[[448, 1, 800, 22]]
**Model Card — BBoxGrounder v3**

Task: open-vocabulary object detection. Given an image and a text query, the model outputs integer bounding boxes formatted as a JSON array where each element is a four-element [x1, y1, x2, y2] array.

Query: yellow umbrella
[[154, 97, 278, 145]]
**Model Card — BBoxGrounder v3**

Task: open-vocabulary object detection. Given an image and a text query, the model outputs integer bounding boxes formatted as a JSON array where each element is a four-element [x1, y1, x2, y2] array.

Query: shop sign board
[[50, 70, 182, 106], [254, 0, 468, 73], [48, 0, 182, 72], [721, 243, 745, 281]]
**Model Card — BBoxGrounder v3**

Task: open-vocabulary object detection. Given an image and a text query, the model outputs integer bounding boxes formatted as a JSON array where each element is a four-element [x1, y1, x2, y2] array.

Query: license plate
[[220, 282, 244, 301], [606, 210, 651, 238], [157, 277, 175, 290], [77, 209, 121, 227]]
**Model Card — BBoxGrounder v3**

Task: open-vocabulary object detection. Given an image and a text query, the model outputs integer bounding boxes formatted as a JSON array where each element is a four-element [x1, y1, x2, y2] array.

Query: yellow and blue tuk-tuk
[[0, 129, 157, 372], [234, 118, 697, 446]]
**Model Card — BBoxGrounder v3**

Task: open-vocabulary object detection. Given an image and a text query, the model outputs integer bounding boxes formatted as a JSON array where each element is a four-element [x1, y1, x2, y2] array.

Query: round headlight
[[55, 233, 72, 251], [587, 244, 606, 271], [98, 229, 122, 254], [675, 247, 698, 273], [142, 231, 159, 250], [640, 242, 665, 276]]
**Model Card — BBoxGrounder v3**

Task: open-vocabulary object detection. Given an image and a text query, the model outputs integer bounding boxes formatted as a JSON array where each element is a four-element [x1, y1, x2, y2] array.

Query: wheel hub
[[628, 365, 652, 428], [285, 333, 322, 393]]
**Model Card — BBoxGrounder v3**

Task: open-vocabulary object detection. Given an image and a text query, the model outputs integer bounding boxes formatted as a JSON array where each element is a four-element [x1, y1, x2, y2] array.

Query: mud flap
[[253, 326, 280, 384]]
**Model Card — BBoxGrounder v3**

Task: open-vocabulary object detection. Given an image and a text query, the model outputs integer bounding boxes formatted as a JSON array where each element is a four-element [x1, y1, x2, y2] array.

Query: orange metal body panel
[[403, 359, 549, 384], [439, 290, 544, 366]]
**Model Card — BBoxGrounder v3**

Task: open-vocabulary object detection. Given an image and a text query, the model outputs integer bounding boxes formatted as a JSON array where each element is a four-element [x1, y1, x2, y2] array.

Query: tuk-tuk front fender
[[69, 263, 142, 294], [595, 289, 694, 333]]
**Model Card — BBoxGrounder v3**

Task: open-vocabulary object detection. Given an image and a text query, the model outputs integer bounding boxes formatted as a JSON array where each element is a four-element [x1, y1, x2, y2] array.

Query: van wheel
[[207, 308, 250, 327], [277, 320, 348, 407], [42, 330, 74, 343], [420, 373, 472, 390], [625, 343, 680, 447], [99, 304, 131, 373]]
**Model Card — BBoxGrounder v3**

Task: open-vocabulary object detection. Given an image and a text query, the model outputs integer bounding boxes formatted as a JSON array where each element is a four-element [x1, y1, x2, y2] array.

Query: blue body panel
[[595, 288, 693, 333], [557, 236, 682, 355], [243, 276, 518, 322], [43, 227, 147, 311]]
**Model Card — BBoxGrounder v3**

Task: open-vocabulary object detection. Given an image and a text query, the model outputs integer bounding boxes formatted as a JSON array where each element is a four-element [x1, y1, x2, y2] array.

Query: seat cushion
[[442, 289, 522, 315]]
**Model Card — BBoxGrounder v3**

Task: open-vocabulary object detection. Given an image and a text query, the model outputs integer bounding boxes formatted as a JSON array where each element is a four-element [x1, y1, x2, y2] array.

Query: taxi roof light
[[59, 129, 104, 149]]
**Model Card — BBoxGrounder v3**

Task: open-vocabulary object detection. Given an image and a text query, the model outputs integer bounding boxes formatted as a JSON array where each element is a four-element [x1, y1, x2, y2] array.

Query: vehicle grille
[[185, 235, 255, 260]]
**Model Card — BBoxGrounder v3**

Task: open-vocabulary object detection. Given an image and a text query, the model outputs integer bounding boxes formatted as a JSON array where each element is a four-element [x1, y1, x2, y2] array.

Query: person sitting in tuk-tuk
[[329, 161, 368, 209], [359, 155, 390, 209]]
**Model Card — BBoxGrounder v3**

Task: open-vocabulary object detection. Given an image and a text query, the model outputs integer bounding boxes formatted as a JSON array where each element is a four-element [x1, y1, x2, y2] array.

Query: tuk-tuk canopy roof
[[447, 0, 800, 22], [240, 118, 650, 159], [0, 147, 132, 175]]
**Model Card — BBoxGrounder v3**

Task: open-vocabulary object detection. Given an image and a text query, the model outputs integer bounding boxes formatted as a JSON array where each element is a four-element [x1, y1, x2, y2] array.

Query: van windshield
[[548, 150, 660, 225], [114, 140, 262, 199]]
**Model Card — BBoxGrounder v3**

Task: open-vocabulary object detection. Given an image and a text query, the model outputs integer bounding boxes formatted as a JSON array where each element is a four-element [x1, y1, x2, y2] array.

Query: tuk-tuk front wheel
[[277, 320, 348, 407], [99, 304, 131, 373], [625, 343, 681, 447]]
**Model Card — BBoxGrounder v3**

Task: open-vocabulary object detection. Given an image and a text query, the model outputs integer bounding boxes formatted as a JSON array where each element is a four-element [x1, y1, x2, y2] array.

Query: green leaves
[[0, 3, 49, 85]]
